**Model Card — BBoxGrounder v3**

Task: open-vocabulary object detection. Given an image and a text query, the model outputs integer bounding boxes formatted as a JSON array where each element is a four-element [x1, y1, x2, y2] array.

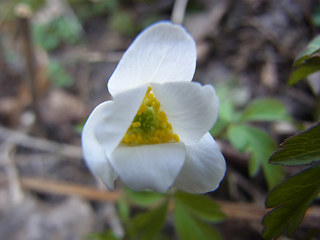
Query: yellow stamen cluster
[[122, 86, 180, 146]]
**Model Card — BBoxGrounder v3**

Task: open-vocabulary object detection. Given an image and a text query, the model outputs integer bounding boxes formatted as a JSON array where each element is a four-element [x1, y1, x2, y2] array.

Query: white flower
[[81, 21, 226, 193]]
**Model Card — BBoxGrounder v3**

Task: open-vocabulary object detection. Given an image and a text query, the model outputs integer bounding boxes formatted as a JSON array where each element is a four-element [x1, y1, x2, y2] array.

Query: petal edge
[[81, 101, 118, 189], [108, 21, 196, 95], [110, 143, 186, 192], [152, 82, 219, 145], [173, 133, 226, 193]]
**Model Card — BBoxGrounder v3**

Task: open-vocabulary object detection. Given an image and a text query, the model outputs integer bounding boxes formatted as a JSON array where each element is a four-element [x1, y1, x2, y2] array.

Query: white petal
[[108, 21, 196, 96], [96, 85, 148, 157], [173, 133, 226, 193], [110, 143, 186, 192], [81, 101, 118, 189], [151, 82, 219, 145]]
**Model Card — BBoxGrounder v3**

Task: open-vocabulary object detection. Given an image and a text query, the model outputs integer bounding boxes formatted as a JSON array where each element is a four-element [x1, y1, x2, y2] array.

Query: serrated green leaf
[[174, 191, 226, 222], [289, 57, 320, 85], [127, 201, 168, 240], [174, 200, 222, 240], [125, 187, 165, 207], [240, 98, 290, 122], [270, 122, 320, 165], [228, 124, 284, 188], [243, 126, 284, 188], [262, 164, 320, 239]]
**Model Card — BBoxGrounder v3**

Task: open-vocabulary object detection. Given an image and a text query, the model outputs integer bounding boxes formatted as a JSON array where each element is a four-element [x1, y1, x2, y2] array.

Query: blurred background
[[0, 0, 319, 239]]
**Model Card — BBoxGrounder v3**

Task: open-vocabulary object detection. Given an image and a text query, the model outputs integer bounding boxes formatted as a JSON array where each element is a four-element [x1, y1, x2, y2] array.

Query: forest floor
[[0, 0, 319, 239]]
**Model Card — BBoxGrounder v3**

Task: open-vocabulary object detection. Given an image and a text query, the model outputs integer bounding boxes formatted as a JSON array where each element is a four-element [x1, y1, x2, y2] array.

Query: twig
[[0, 142, 24, 205], [0, 125, 82, 159], [15, 4, 41, 124], [16, 177, 320, 228], [20, 177, 120, 202], [218, 201, 320, 229], [171, 0, 189, 25]]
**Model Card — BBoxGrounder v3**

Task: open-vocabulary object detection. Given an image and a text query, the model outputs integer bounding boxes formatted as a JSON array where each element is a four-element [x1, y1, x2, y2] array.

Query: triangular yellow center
[[121, 86, 180, 146]]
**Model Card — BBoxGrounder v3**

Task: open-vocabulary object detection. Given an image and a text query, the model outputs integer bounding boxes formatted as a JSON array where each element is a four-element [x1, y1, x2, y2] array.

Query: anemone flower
[[81, 21, 226, 193]]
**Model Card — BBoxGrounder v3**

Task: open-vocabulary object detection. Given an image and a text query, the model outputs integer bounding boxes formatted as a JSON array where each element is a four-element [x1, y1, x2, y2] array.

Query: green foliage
[[219, 99, 235, 123], [270, 123, 320, 165], [294, 35, 320, 67], [68, 0, 117, 21], [74, 119, 85, 135], [289, 35, 320, 85], [211, 79, 288, 189], [312, 4, 320, 26], [228, 124, 284, 188], [85, 230, 121, 240], [289, 58, 320, 85], [109, 10, 138, 37], [140, 15, 162, 29], [126, 201, 168, 240], [117, 196, 130, 222], [262, 34, 320, 238], [20, 0, 45, 10], [46, 60, 74, 87], [263, 122, 320, 238], [262, 164, 320, 239], [113, 190, 169, 239], [240, 98, 291, 122], [174, 198, 223, 240], [33, 17, 82, 51], [124, 187, 165, 207], [118, 189, 225, 239], [174, 191, 226, 222]]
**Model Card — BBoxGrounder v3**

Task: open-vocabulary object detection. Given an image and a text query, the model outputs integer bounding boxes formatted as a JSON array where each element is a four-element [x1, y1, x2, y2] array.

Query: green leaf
[[270, 122, 320, 165], [227, 124, 249, 152], [46, 60, 74, 87], [312, 4, 320, 27], [219, 100, 234, 123], [174, 200, 222, 240], [288, 35, 320, 84], [262, 159, 284, 190], [248, 154, 260, 177], [294, 35, 320, 67], [240, 98, 290, 122], [117, 196, 130, 222], [110, 10, 137, 37], [289, 57, 320, 85], [124, 187, 165, 207], [262, 164, 320, 239], [85, 230, 120, 240], [174, 191, 226, 222], [209, 118, 229, 137], [228, 124, 284, 188], [127, 201, 168, 240]]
